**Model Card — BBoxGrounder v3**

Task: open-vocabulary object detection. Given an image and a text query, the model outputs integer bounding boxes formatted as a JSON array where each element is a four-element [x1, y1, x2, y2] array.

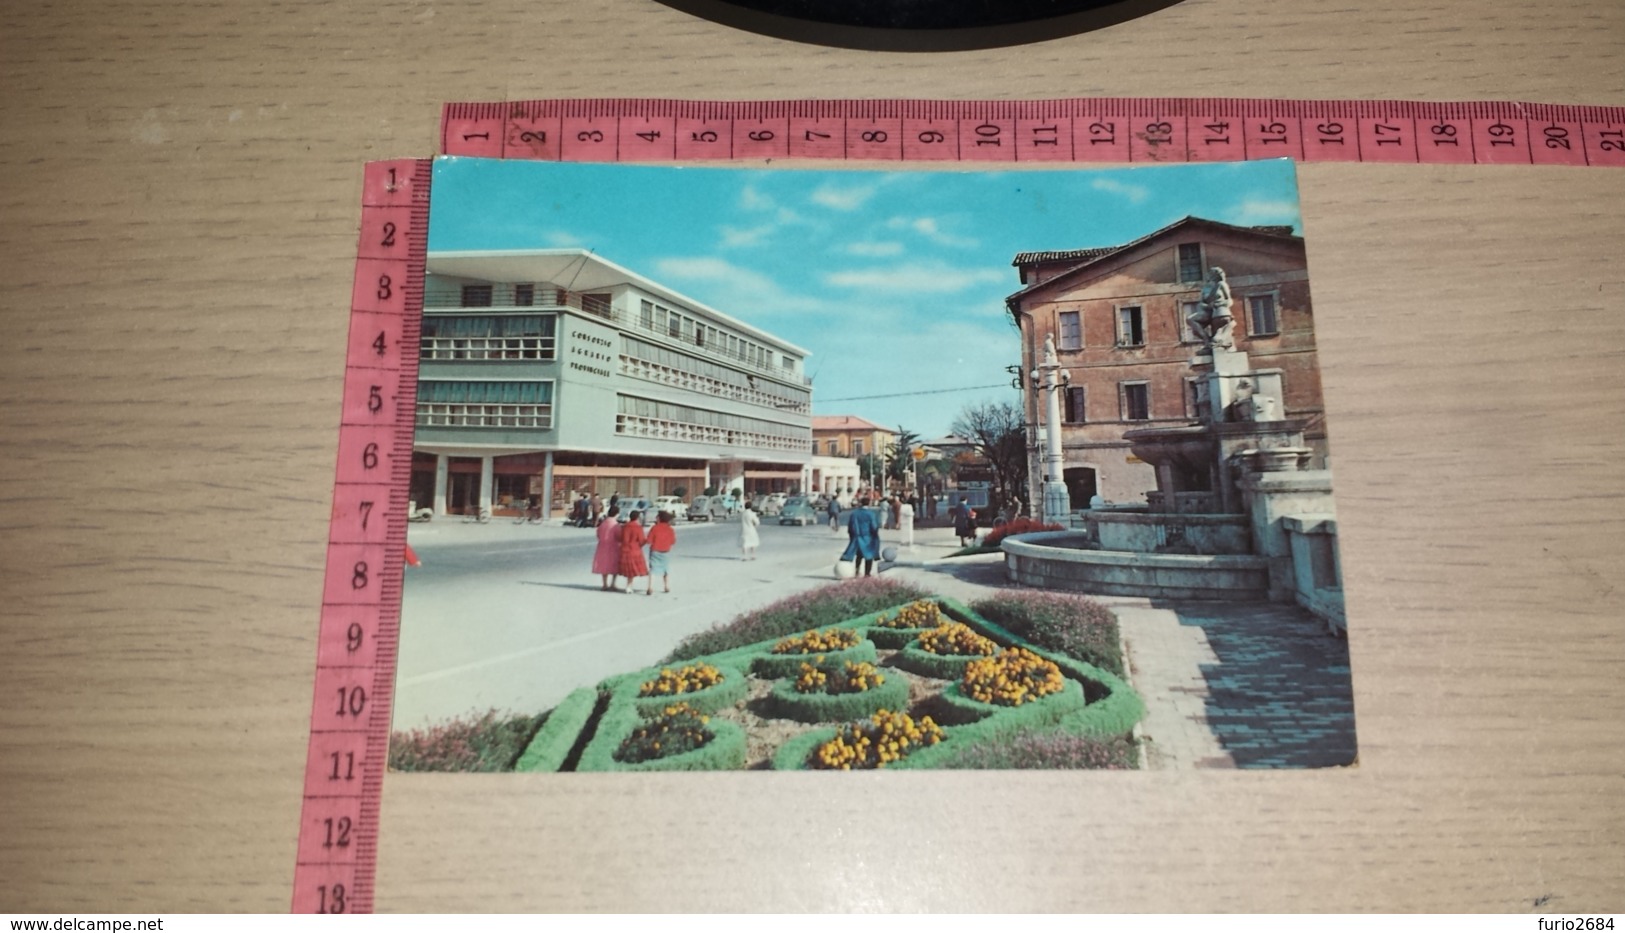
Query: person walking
[[590, 493, 605, 526], [954, 499, 978, 548], [842, 497, 883, 577], [647, 510, 677, 593], [618, 509, 651, 594], [826, 495, 842, 534], [738, 503, 761, 561], [898, 496, 915, 550], [592, 505, 622, 590]]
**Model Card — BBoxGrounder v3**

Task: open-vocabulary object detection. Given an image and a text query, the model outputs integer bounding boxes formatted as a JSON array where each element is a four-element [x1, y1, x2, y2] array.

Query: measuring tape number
[[442, 98, 1625, 167], [292, 159, 429, 915]]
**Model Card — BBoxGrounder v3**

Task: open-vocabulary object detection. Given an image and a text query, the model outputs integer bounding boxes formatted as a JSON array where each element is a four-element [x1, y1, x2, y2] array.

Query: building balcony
[[619, 354, 811, 416], [615, 414, 810, 455], [425, 284, 810, 386], [417, 403, 554, 430]]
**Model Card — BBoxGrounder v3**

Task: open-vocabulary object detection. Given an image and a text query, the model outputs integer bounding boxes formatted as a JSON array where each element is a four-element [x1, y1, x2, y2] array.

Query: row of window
[[420, 314, 558, 360], [1056, 292, 1279, 350], [622, 335, 810, 406], [1060, 384, 1149, 423], [1060, 375, 1285, 424], [817, 439, 868, 457], [639, 300, 793, 373], [615, 394, 807, 443], [416, 380, 556, 429]]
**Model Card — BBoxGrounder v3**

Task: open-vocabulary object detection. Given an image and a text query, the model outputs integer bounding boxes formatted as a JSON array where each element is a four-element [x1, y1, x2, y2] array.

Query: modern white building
[[409, 250, 813, 518]]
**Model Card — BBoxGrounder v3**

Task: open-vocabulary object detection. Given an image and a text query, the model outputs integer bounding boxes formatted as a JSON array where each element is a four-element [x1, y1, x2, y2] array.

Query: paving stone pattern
[[1126, 601, 1358, 769]]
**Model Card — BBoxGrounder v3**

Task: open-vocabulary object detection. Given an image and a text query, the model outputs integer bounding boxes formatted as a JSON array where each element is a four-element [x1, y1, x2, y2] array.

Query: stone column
[[541, 451, 555, 519], [433, 454, 449, 516], [1031, 334, 1072, 524], [479, 456, 494, 516]]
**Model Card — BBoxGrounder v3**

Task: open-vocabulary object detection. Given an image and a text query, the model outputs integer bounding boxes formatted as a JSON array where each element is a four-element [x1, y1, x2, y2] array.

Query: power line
[[816, 383, 1010, 403]]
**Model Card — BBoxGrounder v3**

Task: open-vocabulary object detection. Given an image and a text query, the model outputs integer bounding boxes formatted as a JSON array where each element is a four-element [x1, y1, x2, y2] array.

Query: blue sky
[[428, 157, 1303, 438]]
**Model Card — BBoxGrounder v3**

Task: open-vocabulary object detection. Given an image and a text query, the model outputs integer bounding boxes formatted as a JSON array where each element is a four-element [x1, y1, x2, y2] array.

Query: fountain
[[1004, 268, 1341, 616]]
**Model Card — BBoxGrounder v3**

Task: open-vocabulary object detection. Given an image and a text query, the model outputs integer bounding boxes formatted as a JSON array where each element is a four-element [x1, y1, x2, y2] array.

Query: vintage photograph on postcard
[[387, 157, 1356, 773]]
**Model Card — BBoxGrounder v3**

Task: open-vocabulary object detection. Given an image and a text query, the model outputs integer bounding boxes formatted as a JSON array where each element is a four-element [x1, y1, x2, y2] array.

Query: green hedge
[[576, 700, 748, 773], [513, 687, 601, 773], [626, 663, 749, 717], [889, 643, 995, 680], [750, 640, 877, 679], [865, 626, 934, 649], [772, 726, 839, 770], [765, 672, 911, 724], [891, 681, 1088, 770]]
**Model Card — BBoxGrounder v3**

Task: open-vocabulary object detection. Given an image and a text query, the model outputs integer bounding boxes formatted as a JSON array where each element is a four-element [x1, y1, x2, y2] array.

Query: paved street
[[392, 514, 947, 728]]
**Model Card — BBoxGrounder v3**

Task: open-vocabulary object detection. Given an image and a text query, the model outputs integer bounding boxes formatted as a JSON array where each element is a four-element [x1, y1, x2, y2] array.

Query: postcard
[[387, 157, 1356, 773]]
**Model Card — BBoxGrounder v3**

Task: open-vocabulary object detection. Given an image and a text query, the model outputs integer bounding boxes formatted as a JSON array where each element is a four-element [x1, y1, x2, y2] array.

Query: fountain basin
[[1083, 509, 1252, 555], [1002, 531, 1270, 601]]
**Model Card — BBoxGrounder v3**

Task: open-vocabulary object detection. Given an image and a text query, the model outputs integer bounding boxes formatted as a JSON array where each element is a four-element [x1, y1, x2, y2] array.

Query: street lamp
[[1030, 333, 1072, 524]]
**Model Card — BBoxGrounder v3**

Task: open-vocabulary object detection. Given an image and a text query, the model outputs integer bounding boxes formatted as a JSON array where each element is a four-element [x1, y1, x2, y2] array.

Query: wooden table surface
[[2, 0, 1622, 913]]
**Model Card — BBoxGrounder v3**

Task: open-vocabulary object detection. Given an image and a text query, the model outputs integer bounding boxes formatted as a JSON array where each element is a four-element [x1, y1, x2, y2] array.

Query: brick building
[[1006, 217, 1326, 509]]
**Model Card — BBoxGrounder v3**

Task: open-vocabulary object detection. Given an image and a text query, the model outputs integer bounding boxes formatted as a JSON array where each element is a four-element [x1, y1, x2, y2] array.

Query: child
[[647, 510, 677, 593]]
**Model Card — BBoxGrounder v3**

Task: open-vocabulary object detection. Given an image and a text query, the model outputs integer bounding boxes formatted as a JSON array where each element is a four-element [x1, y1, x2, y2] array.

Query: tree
[[885, 426, 922, 484], [950, 400, 1030, 515], [855, 453, 884, 484]]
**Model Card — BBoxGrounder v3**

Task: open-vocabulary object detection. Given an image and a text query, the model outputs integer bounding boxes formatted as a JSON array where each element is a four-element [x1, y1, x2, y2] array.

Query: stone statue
[[1187, 266, 1235, 350], [1227, 379, 1280, 422]]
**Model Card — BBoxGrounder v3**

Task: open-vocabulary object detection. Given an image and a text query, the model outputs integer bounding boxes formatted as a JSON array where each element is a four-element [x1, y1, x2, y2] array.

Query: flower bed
[[749, 640, 877, 679], [510, 595, 1143, 772], [629, 662, 749, 717], [773, 710, 946, 770], [960, 648, 1066, 707], [865, 599, 950, 648], [576, 700, 748, 772], [890, 622, 1001, 679], [765, 661, 912, 724]]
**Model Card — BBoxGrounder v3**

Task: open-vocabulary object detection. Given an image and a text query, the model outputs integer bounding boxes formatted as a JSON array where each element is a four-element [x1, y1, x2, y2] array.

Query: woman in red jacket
[[618, 510, 652, 595]]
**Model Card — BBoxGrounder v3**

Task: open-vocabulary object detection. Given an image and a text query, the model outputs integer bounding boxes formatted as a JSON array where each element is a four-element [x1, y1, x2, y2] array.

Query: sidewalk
[[882, 544, 1357, 771]]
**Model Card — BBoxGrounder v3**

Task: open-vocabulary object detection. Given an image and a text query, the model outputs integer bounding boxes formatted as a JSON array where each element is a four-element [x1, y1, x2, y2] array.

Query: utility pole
[[1031, 333, 1072, 524]]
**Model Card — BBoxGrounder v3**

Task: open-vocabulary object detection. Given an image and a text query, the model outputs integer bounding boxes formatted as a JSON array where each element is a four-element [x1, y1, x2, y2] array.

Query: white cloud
[[654, 257, 781, 293], [719, 224, 776, 248], [885, 216, 977, 249], [740, 185, 775, 212], [1229, 197, 1301, 227], [1090, 177, 1149, 204], [823, 263, 1006, 293], [844, 241, 905, 257], [810, 183, 877, 211], [543, 231, 585, 247], [651, 256, 828, 318]]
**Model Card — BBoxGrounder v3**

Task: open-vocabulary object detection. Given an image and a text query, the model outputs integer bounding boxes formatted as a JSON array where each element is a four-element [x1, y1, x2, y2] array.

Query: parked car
[[761, 492, 787, 516], [777, 496, 818, 526], [652, 495, 685, 516], [686, 495, 730, 522], [617, 496, 654, 517]]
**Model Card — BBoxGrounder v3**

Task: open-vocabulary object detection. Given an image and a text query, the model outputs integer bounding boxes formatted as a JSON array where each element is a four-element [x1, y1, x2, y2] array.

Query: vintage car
[[686, 495, 731, 522], [776, 496, 818, 526]]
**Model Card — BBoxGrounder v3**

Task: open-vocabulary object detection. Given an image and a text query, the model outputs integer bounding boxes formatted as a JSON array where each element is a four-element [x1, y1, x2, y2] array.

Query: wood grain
[[0, 0, 1620, 913]]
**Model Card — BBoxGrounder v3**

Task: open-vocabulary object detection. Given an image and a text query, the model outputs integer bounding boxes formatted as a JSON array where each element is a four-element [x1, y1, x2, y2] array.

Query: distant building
[[1006, 217, 1326, 509], [411, 250, 812, 517], [811, 415, 895, 463]]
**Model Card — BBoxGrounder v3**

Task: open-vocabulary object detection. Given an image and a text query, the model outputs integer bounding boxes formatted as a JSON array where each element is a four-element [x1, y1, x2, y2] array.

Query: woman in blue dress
[[841, 497, 883, 577]]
